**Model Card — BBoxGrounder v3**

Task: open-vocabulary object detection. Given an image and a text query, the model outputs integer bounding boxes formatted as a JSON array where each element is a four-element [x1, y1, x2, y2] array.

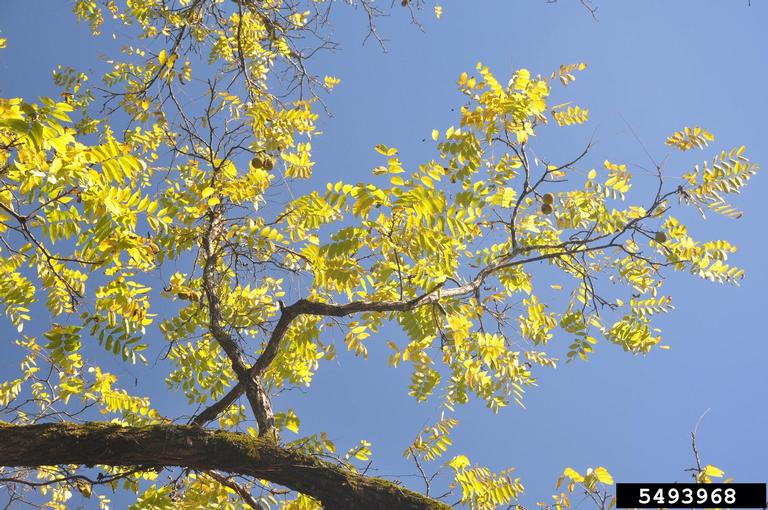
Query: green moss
[[2, 422, 451, 510]]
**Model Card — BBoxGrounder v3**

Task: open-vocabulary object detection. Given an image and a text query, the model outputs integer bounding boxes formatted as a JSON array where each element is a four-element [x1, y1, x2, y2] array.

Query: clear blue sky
[[1, 1, 766, 507]]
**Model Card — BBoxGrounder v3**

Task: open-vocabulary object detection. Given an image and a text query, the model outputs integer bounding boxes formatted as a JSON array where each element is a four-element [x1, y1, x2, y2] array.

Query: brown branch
[[0, 467, 142, 489], [193, 150, 676, 427], [690, 408, 710, 477], [0, 422, 449, 510], [200, 207, 276, 439], [204, 471, 265, 510], [193, 243, 620, 425]]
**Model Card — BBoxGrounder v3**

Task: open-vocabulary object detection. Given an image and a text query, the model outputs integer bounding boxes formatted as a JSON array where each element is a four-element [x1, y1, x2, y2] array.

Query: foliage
[[0, 1, 758, 509]]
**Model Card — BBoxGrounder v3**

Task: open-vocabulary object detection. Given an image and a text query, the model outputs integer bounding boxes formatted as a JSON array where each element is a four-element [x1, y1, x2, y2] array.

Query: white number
[[633, 485, 737, 506]]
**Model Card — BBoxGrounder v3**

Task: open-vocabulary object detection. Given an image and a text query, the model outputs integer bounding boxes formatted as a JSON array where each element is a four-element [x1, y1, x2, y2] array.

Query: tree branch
[[204, 471, 265, 510], [193, 243, 620, 425], [201, 207, 276, 438], [0, 422, 449, 510]]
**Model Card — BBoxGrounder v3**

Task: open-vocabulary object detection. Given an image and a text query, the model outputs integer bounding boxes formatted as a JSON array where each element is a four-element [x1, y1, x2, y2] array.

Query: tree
[[0, 2, 759, 509]]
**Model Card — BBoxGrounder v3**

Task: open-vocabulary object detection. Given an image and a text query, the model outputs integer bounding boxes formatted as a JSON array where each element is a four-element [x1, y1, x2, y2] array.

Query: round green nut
[[251, 154, 275, 171], [542, 193, 554, 204], [541, 203, 553, 215], [654, 231, 667, 243]]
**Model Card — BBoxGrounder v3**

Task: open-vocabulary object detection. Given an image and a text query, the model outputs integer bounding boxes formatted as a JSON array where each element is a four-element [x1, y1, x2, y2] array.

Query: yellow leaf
[[563, 467, 583, 482], [75, 479, 92, 498], [434, 5, 443, 19], [594, 467, 614, 485], [703, 465, 724, 478], [158, 49, 167, 65], [207, 196, 221, 207], [324, 75, 341, 90], [432, 129, 439, 141], [374, 144, 398, 156], [284, 410, 300, 433], [0, 37, 6, 49], [449, 455, 471, 470]]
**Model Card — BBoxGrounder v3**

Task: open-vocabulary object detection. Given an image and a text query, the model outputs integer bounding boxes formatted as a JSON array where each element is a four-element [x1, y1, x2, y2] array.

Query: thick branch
[[194, 244, 619, 425], [201, 208, 275, 438], [0, 422, 449, 510]]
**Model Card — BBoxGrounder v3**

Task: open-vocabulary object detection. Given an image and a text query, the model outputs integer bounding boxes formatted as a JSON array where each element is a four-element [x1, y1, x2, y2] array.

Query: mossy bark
[[0, 422, 449, 510]]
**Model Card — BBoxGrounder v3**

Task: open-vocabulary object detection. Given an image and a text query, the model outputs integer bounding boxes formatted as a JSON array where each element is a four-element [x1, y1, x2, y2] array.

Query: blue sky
[[1, 0, 767, 507]]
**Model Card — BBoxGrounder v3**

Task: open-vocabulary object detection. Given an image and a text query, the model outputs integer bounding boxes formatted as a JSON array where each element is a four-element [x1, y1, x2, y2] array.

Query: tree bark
[[0, 422, 449, 510]]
